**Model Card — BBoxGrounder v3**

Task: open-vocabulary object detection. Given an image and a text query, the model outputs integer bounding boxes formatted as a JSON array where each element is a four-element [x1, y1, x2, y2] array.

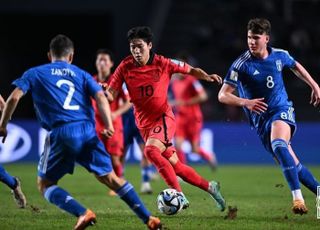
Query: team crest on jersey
[[149, 69, 160, 82], [230, 70, 238, 81], [276, 60, 282, 71]]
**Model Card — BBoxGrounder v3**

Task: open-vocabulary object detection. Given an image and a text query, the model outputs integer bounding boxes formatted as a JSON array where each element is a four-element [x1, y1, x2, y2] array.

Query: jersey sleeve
[[121, 84, 130, 101], [282, 50, 296, 68], [192, 79, 204, 93], [166, 58, 191, 76], [109, 62, 125, 92], [224, 66, 240, 88], [85, 72, 103, 97], [12, 69, 34, 94]]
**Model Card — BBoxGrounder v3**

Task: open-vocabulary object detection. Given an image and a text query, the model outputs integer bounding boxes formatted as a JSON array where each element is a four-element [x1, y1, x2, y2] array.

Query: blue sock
[[44, 185, 86, 217], [271, 139, 300, 191], [296, 163, 319, 195], [116, 182, 151, 223], [0, 165, 17, 189], [142, 166, 150, 182]]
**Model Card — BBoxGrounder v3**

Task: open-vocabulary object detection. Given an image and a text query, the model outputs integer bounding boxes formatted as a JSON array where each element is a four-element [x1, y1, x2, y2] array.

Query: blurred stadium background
[[0, 0, 318, 164], [0, 1, 320, 229]]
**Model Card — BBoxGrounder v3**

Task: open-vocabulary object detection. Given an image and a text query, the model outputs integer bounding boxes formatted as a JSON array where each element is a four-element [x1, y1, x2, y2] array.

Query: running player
[[0, 35, 161, 230], [218, 18, 320, 215], [170, 55, 217, 169], [108, 26, 226, 212], [92, 49, 131, 186], [0, 94, 27, 208]]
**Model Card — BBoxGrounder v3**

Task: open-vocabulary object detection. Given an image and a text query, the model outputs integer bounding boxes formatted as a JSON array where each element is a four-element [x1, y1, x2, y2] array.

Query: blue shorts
[[38, 121, 112, 182], [122, 110, 144, 146], [256, 106, 297, 154]]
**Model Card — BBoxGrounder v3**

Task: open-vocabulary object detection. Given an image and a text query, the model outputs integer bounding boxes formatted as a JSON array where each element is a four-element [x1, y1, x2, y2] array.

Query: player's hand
[[310, 85, 320, 107], [0, 126, 7, 143], [104, 89, 113, 101], [205, 74, 223, 84], [101, 127, 114, 138], [244, 98, 268, 114]]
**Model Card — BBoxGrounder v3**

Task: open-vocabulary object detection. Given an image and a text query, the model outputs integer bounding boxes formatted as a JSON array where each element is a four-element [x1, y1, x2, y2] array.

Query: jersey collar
[[146, 51, 155, 65]]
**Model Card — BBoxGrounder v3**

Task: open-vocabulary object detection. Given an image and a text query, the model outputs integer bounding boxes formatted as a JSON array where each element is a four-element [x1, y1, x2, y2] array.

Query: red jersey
[[109, 53, 190, 129], [92, 75, 128, 132], [171, 74, 204, 120]]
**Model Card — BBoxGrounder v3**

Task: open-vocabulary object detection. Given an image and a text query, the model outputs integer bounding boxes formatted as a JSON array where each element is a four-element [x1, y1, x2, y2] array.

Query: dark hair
[[49, 34, 74, 58], [247, 18, 271, 35], [127, 26, 153, 43], [96, 48, 114, 61]]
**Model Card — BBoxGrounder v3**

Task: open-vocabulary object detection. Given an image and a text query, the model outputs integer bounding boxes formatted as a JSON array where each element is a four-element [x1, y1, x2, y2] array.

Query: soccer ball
[[156, 188, 183, 215]]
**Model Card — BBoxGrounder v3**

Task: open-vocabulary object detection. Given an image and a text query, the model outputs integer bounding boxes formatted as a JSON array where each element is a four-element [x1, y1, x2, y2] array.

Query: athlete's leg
[[175, 136, 187, 164], [288, 145, 319, 195], [0, 165, 26, 208], [191, 141, 217, 169], [111, 155, 123, 178], [144, 138, 181, 192], [80, 134, 161, 229], [162, 146, 225, 211], [270, 120, 307, 214], [140, 145, 153, 194], [96, 170, 161, 228]]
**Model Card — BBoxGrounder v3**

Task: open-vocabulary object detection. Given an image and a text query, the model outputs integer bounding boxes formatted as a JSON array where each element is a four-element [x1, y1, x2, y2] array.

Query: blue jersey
[[224, 47, 296, 129], [13, 60, 102, 130]]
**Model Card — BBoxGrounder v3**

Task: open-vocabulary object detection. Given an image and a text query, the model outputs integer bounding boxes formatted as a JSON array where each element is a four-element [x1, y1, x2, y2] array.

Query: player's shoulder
[[271, 47, 290, 55], [231, 50, 252, 70], [270, 47, 292, 59], [120, 55, 135, 66]]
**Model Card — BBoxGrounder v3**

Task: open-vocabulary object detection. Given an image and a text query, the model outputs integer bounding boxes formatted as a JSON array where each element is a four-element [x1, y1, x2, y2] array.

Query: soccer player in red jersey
[[92, 49, 131, 184], [108, 26, 226, 211], [171, 70, 217, 169]]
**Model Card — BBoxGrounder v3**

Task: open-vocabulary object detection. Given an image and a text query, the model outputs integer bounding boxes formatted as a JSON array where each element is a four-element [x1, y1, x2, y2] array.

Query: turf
[[0, 164, 319, 230]]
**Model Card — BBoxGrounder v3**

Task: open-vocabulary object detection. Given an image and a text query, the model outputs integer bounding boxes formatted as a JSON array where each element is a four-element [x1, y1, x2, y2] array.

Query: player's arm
[[290, 61, 320, 107], [188, 67, 222, 84], [0, 88, 24, 143], [111, 98, 132, 120], [106, 87, 119, 102], [184, 89, 208, 106], [94, 91, 114, 137], [0, 94, 5, 111], [218, 83, 268, 114]]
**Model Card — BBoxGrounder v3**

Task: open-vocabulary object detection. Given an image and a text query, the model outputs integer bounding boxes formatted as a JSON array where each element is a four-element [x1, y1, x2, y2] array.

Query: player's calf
[[97, 172, 162, 227]]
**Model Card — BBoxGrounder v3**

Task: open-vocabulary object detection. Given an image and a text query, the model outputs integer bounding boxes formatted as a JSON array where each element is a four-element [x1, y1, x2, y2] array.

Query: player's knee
[[97, 171, 125, 190], [37, 177, 56, 195], [271, 138, 288, 152]]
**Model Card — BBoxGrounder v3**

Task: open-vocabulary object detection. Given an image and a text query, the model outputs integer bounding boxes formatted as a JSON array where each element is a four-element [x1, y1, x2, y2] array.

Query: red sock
[[198, 148, 213, 162], [144, 145, 181, 191], [176, 149, 186, 164], [173, 161, 209, 191], [113, 163, 123, 178]]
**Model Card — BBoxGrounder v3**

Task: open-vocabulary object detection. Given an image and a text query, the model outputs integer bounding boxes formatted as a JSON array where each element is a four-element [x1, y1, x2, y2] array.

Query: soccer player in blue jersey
[[218, 18, 320, 215], [0, 94, 27, 208], [0, 35, 161, 230]]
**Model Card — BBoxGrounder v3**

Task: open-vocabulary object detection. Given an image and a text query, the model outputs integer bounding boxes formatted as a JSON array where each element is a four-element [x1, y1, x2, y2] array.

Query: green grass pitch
[[0, 164, 319, 230]]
